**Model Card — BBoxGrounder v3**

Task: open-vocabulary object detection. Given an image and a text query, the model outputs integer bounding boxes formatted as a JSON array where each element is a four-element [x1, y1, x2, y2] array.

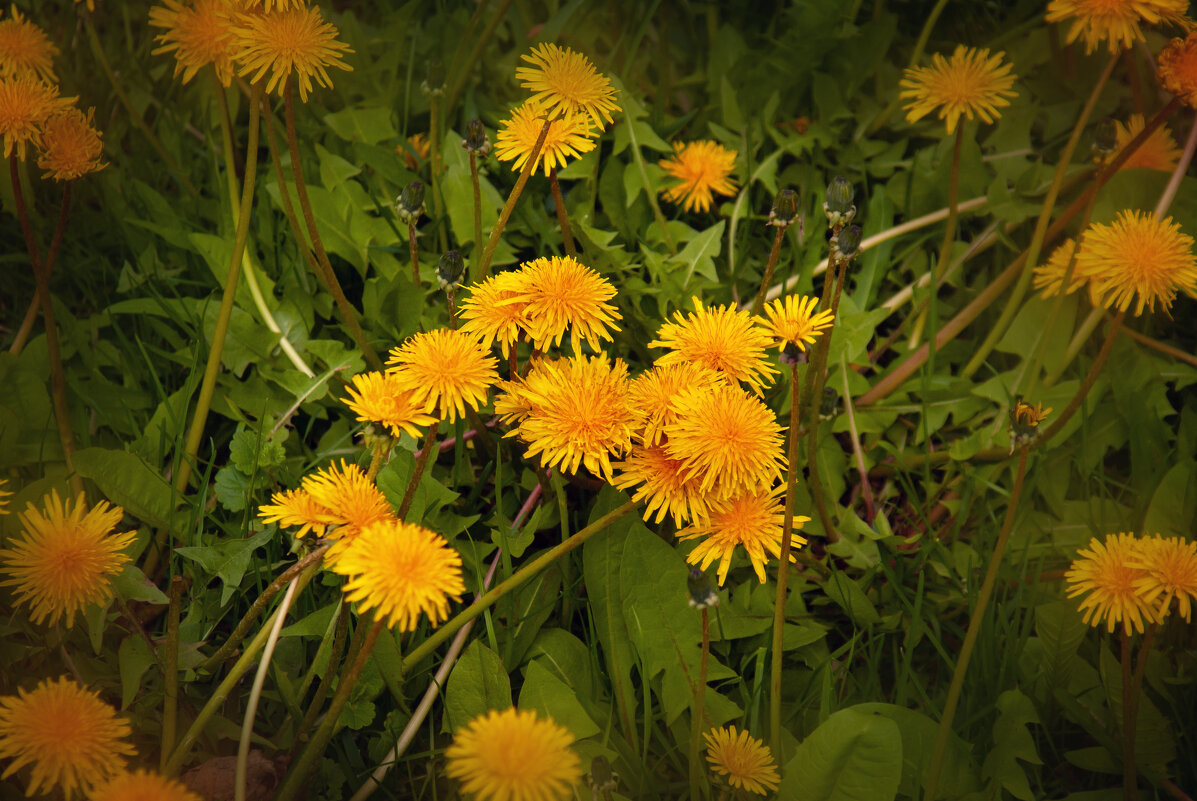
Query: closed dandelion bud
[[833, 224, 863, 260], [1094, 118, 1118, 156], [397, 180, 424, 222], [824, 176, 855, 226], [437, 249, 466, 289], [422, 58, 445, 95], [1010, 399, 1051, 451], [769, 188, 799, 228], [687, 567, 719, 610], [818, 386, 839, 420], [464, 118, 490, 156], [588, 756, 619, 795]]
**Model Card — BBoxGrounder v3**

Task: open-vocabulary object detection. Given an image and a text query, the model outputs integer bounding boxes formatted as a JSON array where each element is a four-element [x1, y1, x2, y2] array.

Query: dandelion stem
[[161, 576, 185, 772], [1118, 323, 1197, 369], [549, 166, 577, 257], [924, 445, 1029, 801], [469, 150, 484, 273], [1154, 108, 1197, 218], [1035, 310, 1125, 446], [841, 355, 875, 521], [752, 225, 786, 317], [261, 96, 318, 292], [408, 219, 421, 285], [770, 361, 802, 755], [284, 79, 383, 370], [9, 186, 69, 357], [690, 607, 711, 800], [476, 118, 550, 281], [399, 420, 441, 519]]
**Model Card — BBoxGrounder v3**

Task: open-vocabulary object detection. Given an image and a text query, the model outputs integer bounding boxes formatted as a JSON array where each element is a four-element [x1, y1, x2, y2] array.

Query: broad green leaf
[[213, 465, 251, 513], [853, 703, 979, 799], [518, 661, 600, 740], [322, 106, 397, 144], [526, 628, 594, 700], [112, 563, 169, 605], [1033, 601, 1087, 692], [822, 571, 880, 627], [228, 426, 286, 474], [981, 690, 1043, 801], [1142, 459, 1197, 538], [778, 707, 902, 801], [119, 635, 155, 710], [444, 640, 511, 733], [73, 447, 175, 531], [670, 220, 724, 288], [175, 527, 274, 606], [316, 143, 362, 190], [280, 601, 338, 638], [500, 564, 561, 670]]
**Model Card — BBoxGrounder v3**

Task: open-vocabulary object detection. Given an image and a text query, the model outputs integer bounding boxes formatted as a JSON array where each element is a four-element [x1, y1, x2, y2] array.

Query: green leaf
[[281, 601, 338, 638], [118, 635, 155, 710], [518, 661, 600, 740], [670, 220, 724, 288], [229, 426, 286, 474], [1142, 459, 1197, 538], [73, 447, 175, 531], [500, 564, 561, 670], [981, 690, 1043, 801], [1034, 601, 1087, 692], [322, 106, 397, 144], [822, 571, 880, 627], [852, 703, 979, 799], [444, 640, 511, 733], [526, 628, 594, 701], [112, 564, 169, 605], [778, 707, 902, 801], [175, 527, 274, 606], [214, 465, 252, 513]]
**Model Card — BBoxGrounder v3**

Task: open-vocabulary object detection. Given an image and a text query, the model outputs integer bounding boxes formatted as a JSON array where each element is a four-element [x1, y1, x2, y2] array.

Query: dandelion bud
[[588, 756, 618, 795], [397, 180, 424, 222], [687, 568, 719, 610], [1093, 118, 1118, 156], [834, 224, 863, 259], [768, 188, 799, 228], [824, 176, 855, 226], [422, 59, 445, 95], [463, 118, 490, 156], [818, 386, 839, 421], [1010, 399, 1051, 451], [437, 249, 466, 289]]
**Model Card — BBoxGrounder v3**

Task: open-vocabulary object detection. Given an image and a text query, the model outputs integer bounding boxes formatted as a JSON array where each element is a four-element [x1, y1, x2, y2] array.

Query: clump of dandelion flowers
[[1107, 114, 1181, 171], [760, 295, 835, 352], [149, 0, 237, 86], [258, 488, 337, 539], [613, 444, 711, 527], [387, 328, 499, 423], [0, 6, 58, 82], [1131, 535, 1197, 623], [628, 363, 723, 446], [0, 491, 135, 628], [1158, 30, 1197, 108], [515, 256, 621, 351], [679, 488, 804, 586], [232, 4, 353, 101], [37, 107, 105, 181], [342, 371, 437, 440], [0, 73, 72, 160], [459, 271, 531, 357], [650, 298, 777, 394], [494, 99, 597, 176], [515, 43, 620, 130], [0, 677, 135, 798], [330, 520, 464, 631], [900, 45, 1017, 134], [1074, 209, 1197, 315], [445, 707, 582, 801], [1046, 0, 1188, 54], [658, 140, 738, 213], [88, 769, 203, 801], [703, 725, 781, 796], [1066, 532, 1155, 634]]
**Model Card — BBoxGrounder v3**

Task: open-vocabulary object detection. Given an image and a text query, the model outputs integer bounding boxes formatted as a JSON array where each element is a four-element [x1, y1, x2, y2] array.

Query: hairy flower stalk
[[549, 166, 577, 257], [477, 117, 549, 281], [769, 359, 801, 754]]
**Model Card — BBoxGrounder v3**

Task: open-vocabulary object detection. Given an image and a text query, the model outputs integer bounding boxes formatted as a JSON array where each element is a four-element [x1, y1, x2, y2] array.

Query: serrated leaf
[[778, 707, 903, 801], [670, 220, 724, 287], [175, 527, 274, 606], [982, 690, 1042, 801], [228, 427, 286, 474]]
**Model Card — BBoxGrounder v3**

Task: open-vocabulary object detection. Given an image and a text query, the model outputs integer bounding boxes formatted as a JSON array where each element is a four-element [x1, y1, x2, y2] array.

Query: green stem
[[399, 419, 441, 519], [1035, 310, 1125, 446], [962, 51, 1119, 379], [549, 167, 577, 258], [924, 446, 1029, 801], [805, 257, 849, 539], [443, 0, 516, 115], [161, 576, 185, 771], [625, 114, 676, 255], [751, 224, 786, 317], [408, 219, 421, 285], [1122, 630, 1139, 801], [476, 118, 550, 281], [284, 80, 383, 370], [401, 500, 640, 672], [690, 607, 711, 800], [770, 361, 802, 754], [470, 151, 483, 273]]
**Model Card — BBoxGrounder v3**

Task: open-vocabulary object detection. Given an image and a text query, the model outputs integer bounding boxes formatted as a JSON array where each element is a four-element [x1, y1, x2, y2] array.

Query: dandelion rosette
[[514, 256, 621, 351], [342, 371, 437, 440], [628, 362, 724, 446], [658, 140, 738, 213], [37, 107, 105, 181], [515, 43, 619, 130], [330, 519, 464, 631], [232, 5, 353, 101], [494, 98, 597, 176], [1046, 0, 1189, 54], [900, 45, 1017, 135], [1104, 114, 1181, 171], [703, 725, 781, 795], [760, 295, 835, 353], [1073, 209, 1197, 315], [0, 677, 134, 799], [1129, 535, 1197, 623], [0, 5, 58, 82], [88, 769, 203, 801], [445, 707, 582, 801], [612, 443, 712, 526], [0, 73, 73, 160], [650, 298, 777, 394], [459, 271, 533, 357], [678, 487, 804, 586], [149, 0, 237, 86], [0, 491, 135, 628], [1066, 532, 1155, 634], [387, 328, 500, 423]]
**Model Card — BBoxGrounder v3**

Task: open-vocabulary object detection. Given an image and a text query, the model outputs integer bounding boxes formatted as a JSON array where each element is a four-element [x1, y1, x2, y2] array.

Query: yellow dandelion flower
[[232, 5, 353, 101], [703, 725, 781, 795], [1046, 0, 1189, 54], [1012, 400, 1052, 428], [1066, 532, 1155, 634], [1074, 209, 1197, 315], [494, 99, 597, 176], [1159, 30, 1197, 107], [679, 487, 803, 586], [0, 478, 11, 515], [515, 255, 621, 351], [628, 362, 725, 446], [149, 0, 236, 86], [612, 444, 711, 526], [88, 769, 203, 801], [37, 107, 105, 181], [900, 45, 1017, 135], [342, 371, 437, 440], [233, 0, 306, 10], [1130, 535, 1197, 623], [1106, 114, 1181, 171], [662, 383, 785, 498], [1033, 238, 1100, 304], [330, 519, 464, 631], [650, 297, 777, 394], [760, 295, 835, 352], [459, 271, 533, 357], [399, 131, 430, 170], [0, 73, 72, 160], [0, 677, 134, 799], [503, 355, 638, 481], [515, 43, 620, 130], [301, 460, 394, 548], [0, 5, 58, 82], [387, 328, 500, 423], [658, 140, 738, 213], [445, 707, 582, 801], [258, 488, 337, 539], [0, 492, 135, 628]]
